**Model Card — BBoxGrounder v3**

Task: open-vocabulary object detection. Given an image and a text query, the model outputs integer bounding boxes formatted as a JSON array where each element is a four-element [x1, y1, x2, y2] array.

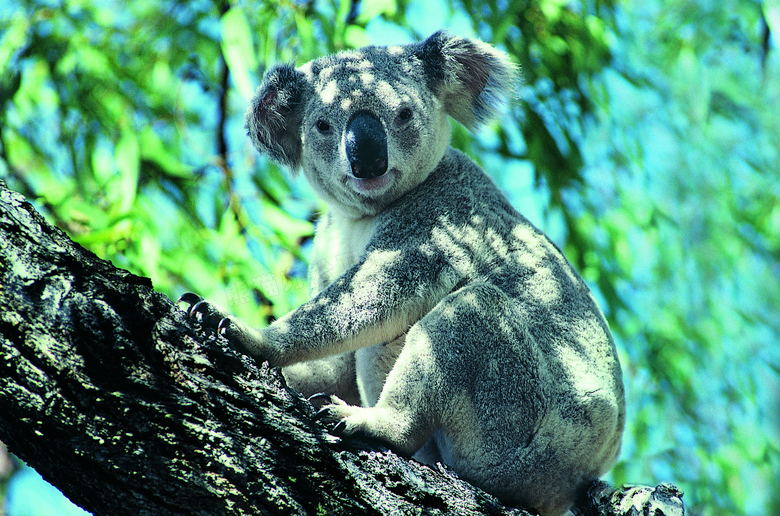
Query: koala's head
[[245, 31, 516, 218]]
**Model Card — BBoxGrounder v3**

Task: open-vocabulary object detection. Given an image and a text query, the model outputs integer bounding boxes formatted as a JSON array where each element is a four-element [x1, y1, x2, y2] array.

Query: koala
[[183, 31, 625, 516]]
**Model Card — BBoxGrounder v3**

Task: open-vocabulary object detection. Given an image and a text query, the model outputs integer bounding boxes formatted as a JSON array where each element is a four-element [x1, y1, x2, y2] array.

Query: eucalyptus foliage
[[1, 1, 778, 515]]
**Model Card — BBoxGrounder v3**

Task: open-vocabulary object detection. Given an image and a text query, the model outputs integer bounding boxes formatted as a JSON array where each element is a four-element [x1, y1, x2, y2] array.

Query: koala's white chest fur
[[313, 212, 378, 283], [312, 212, 404, 407]]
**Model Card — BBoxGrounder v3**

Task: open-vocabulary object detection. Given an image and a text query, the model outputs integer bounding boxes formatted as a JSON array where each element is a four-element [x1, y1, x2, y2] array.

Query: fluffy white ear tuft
[[416, 30, 519, 131], [244, 64, 309, 170]]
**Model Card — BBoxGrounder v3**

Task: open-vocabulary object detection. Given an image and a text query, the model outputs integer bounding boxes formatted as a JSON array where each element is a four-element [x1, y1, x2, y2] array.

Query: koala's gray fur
[[198, 31, 625, 516]]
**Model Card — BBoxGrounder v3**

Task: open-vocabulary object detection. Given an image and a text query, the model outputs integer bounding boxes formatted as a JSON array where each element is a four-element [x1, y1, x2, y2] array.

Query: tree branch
[[0, 180, 683, 516]]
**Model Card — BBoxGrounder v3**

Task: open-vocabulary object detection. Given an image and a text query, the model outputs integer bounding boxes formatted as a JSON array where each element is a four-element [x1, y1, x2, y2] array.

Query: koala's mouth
[[348, 168, 396, 195]]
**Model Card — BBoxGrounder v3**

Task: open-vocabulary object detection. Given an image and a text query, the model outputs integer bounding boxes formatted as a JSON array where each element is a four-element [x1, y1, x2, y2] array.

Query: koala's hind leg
[[316, 283, 523, 458], [315, 341, 440, 456], [314, 309, 457, 456], [315, 283, 605, 515]]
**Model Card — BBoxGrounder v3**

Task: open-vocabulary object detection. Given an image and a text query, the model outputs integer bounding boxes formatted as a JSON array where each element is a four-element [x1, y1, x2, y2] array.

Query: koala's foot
[[307, 393, 424, 455], [177, 293, 269, 362], [309, 393, 360, 436], [309, 394, 402, 452]]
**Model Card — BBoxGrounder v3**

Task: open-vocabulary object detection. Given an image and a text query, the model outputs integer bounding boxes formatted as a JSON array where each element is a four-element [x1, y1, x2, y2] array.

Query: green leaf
[[220, 6, 258, 100], [115, 129, 140, 215], [764, 0, 780, 50], [0, 13, 29, 72], [260, 198, 314, 246], [355, 0, 398, 24], [344, 26, 370, 49], [139, 127, 189, 178]]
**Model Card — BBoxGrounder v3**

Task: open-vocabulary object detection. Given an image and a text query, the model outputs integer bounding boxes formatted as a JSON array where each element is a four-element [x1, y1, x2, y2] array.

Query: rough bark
[[0, 180, 684, 516]]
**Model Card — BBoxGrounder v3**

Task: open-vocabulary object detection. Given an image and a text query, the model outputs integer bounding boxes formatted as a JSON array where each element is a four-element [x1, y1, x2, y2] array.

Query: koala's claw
[[312, 407, 332, 422], [309, 394, 354, 436], [190, 299, 209, 318], [176, 293, 207, 318], [177, 293, 231, 332], [177, 292, 202, 307], [217, 318, 231, 335], [332, 421, 347, 436], [312, 407, 348, 437], [177, 293, 207, 319], [308, 392, 335, 405]]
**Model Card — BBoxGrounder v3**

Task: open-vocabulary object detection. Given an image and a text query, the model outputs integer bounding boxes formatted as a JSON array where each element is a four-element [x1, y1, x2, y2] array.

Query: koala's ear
[[245, 64, 309, 170], [416, 31, 518, 131]]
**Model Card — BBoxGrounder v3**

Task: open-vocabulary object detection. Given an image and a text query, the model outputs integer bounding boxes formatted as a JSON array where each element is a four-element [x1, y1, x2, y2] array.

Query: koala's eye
[[315, 120, 332, 133], [397, 107, 413, 122]]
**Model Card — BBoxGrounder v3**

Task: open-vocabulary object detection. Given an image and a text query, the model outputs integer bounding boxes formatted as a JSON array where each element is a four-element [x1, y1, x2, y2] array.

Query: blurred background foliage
[[1, 0, 779, 514]]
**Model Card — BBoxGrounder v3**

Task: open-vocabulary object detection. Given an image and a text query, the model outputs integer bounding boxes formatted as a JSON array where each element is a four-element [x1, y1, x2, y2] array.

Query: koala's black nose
[[345, 112, 388, 179]]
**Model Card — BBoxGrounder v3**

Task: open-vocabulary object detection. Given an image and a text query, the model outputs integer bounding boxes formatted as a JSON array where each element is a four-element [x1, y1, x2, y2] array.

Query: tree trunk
[[0, 180, 684, 516]]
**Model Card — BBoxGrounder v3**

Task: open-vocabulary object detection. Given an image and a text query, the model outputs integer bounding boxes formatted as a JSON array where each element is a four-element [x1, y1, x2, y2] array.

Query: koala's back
[[327, 148, 626, 514]]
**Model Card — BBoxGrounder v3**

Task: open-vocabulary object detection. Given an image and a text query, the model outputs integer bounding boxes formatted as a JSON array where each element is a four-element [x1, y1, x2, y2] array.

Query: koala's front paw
[[178, 293, 271, 363], [178, 293, 232, 332]]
